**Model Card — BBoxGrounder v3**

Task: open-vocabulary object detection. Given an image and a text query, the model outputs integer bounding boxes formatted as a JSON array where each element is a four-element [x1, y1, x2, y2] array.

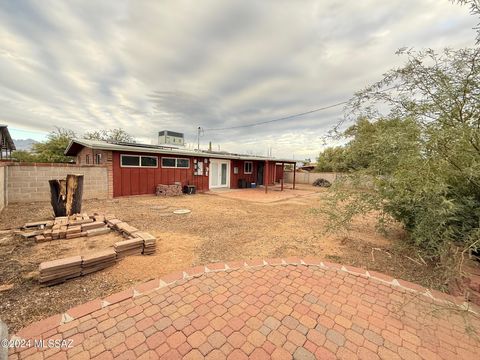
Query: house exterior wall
[[112, 151, 209, 197], [76, 148, 114, 198], [230, 160, 257, 188], [76, 147, 110, 166], [266, 161, 276, 186], [230, 160, 276, 188], [73, 146, 289, 197], [275, 164, 284, 182], [7, 163, 108, 203]]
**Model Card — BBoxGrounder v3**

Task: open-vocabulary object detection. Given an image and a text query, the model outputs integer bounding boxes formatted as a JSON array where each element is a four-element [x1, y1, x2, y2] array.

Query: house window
[[95, 153, 102, 164], [161, 157, 190, 168], [161, 158, 176, 167], [244, 161, 253, 174], [177, 159, 189, 168], [141, 156, 157, 167], [86, 155, 90, 164], [121, 154, 158, 168]]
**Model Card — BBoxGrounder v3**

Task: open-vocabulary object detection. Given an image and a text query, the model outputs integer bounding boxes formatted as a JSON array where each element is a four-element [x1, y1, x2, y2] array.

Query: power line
[[202, 85, 399, 133], [203, 100, 348, 132]]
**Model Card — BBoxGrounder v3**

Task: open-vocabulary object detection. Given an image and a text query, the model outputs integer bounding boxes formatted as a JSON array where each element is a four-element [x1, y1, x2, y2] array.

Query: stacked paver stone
[[81, 249, 117, 275], [114, 238, 144, 258], [39, 256, 82, 285], [135, 232, 157, 254], [20, 213, 110, 242], [31, 212, 158, 285], [115, 222, 139, 237]]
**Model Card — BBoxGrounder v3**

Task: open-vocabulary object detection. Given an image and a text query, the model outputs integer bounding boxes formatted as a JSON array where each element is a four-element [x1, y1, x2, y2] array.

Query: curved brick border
[[12, 257, 479, 341]]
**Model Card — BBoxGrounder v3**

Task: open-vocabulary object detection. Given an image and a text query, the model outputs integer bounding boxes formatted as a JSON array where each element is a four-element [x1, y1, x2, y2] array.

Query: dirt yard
[[0, 185, 444, 333]]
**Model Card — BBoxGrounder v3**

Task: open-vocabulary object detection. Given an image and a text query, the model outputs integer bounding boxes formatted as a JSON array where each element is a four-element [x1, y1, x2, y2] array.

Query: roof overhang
[[0, 125, 16, 150], [65, 139, 296, 163]]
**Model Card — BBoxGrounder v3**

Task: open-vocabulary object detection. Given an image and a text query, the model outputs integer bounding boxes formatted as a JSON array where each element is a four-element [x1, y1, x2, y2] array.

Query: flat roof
[[65, 139, 296, 163]]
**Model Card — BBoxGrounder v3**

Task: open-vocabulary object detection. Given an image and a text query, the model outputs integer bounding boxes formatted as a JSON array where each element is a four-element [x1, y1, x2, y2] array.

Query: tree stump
[[49, 174, 84, 217]]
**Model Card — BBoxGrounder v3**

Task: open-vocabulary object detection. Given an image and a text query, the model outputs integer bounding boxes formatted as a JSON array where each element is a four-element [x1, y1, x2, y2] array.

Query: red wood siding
[[266, 161, 276, 185], [230, 160, 257, 188], [275, 164, 284, 182], [112, 151, 209, 197], [230, 160, 276, 188]]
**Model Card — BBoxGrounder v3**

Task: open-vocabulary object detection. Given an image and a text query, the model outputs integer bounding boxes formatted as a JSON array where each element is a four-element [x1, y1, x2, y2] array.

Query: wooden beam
[[293, 162, 296, 190], [281, 162, 284, 191], [265, 160, 269, 193]]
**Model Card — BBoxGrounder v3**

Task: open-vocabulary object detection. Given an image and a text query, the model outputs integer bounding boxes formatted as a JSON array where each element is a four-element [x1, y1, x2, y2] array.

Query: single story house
[[65, 139, 296, 198]]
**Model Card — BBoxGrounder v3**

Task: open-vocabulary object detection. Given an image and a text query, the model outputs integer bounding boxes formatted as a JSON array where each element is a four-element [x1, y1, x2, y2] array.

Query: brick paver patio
[[8, 258, 480, 359]]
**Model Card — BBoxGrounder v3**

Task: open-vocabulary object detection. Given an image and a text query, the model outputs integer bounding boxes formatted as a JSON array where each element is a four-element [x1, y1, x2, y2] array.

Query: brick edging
[[12, 257, 479, 340]]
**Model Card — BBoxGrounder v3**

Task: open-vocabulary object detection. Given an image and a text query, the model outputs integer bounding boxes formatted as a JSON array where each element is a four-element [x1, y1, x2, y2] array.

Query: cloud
[[0, 0, 477, 159]]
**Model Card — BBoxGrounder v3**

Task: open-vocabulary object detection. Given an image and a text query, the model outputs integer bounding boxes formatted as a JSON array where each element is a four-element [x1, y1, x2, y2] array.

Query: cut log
[[49, 174, 84, 217], [49, 179, 67, 217], [66, 174, 84, 215]]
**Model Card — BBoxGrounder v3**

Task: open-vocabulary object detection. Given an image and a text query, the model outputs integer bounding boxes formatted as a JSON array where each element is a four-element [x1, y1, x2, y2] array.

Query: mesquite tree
[[324, 47, 480, 269]]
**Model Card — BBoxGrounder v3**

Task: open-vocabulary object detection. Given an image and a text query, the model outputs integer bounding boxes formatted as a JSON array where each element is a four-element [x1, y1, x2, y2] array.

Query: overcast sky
[[0, 0, 477, 160]]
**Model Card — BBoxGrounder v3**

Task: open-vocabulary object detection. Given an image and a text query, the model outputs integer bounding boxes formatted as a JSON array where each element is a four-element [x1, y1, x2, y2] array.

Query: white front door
[[209, 159, 230, 188]]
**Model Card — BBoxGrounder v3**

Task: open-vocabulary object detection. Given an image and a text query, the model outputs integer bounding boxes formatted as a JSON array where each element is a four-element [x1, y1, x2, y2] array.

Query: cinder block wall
[[284, 171, 338, 184], [0, 164, 6, 211], [7, 163, 108, 203]]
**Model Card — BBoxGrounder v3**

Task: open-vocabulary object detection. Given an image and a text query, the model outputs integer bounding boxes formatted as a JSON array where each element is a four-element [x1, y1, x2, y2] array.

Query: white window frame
[[161, 157, 190, 169], [244, 161, 253, 174], [95, 153, 102, 164], [120, 154, 158, 168]]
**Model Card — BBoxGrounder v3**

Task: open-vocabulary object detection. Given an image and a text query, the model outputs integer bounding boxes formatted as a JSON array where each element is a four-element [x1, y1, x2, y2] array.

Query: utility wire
[[202, 85, 399, 132], [203, 100, 348, 132]]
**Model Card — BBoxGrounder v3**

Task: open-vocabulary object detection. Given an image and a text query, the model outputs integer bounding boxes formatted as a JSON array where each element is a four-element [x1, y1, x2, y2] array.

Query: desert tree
[[83, 128, 135, 143], [323, 46, 480, 279]]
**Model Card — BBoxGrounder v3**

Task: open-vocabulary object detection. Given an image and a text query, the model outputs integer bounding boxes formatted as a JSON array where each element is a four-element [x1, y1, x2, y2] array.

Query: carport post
[[281, 162, 284, 191], [293, 162, 296, 190], [265, 160, 269, 194]]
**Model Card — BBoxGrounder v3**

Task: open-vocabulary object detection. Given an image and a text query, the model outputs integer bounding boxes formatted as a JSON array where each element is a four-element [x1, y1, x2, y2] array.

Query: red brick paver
[[8, 258, 480, 359]]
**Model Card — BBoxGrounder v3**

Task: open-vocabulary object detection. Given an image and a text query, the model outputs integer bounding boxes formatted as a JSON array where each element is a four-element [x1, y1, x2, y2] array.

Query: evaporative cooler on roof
[[158, 130, 184, 147]]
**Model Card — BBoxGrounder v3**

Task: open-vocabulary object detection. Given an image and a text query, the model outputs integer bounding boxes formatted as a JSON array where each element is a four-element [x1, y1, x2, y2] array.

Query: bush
[[324, 47, 480, 263]]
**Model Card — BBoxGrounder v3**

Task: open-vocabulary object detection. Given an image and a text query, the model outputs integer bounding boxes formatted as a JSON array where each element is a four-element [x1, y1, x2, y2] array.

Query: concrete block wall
[[284, 171, 339, 185], [77, 148, 114, 198], [7, 163, 108, 203]]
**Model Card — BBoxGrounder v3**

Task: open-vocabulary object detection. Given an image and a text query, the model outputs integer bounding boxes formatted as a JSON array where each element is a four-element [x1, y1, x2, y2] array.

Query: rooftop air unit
[[158, 130, 184, 147]]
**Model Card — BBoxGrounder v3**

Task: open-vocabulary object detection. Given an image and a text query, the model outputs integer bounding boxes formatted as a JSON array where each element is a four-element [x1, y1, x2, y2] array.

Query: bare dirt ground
[[0, 185, 443, 333]]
